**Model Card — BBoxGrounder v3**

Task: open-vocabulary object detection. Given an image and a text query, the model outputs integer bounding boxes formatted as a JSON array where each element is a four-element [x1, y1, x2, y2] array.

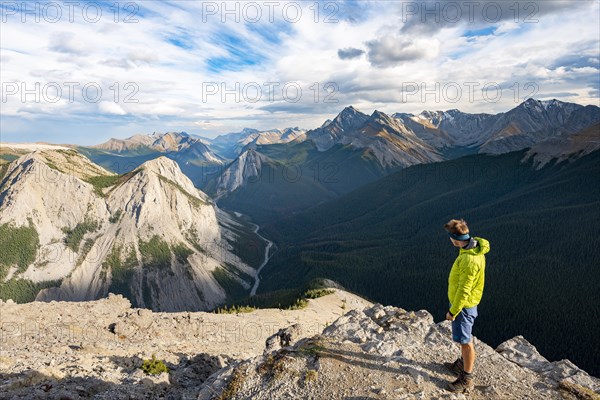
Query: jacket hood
[[459, 236, 490, 255]]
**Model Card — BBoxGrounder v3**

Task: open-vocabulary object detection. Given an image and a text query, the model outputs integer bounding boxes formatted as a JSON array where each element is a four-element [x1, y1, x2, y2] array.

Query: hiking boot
[[444, 357, 464, 375], [447, 371, 474, 393]]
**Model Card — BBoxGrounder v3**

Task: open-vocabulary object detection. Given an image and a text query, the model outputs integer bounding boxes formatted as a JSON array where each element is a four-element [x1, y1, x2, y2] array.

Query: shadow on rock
[[0, 352, 234, 400]]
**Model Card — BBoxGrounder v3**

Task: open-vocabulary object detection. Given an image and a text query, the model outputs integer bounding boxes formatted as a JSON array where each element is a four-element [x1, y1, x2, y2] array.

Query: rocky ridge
[[306, 106, 443, 168], [1, 289, 597, 399]]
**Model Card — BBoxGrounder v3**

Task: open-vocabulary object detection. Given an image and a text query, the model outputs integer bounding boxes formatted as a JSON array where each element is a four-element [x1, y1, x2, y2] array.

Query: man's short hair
[[444, 219, 469, 235]]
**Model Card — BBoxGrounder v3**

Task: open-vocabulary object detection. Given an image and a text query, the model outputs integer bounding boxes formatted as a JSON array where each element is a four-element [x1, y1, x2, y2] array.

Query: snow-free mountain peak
[[214, 148, 270, 198], [0, 149, 261, 311], [331, 105, 370, 131], [137, 155, 186, 179], [368, 109, 398, 125]]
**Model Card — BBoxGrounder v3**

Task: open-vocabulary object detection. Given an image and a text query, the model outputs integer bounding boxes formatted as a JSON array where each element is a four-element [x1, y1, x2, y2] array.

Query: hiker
[[443, 219, 490, 393]]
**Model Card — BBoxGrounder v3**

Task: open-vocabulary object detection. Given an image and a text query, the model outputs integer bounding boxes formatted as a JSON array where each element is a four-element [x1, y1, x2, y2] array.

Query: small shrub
[[140, 354, 168, 375], [105, 245, 137, 300], [304, 369, 318, 382], [185, 227, 207, 254], [304, 288, 335, 299], [172, 243, 193, 264], [76, 239, 96, 266], [85, 174, 120, 197], [109, 209, 122, 223], [0, 278, 62, 302], [257, 352, 288, 380], [0, 219, 39, 278], [340, 297, 347, 310], [139, 235, 171, 270], [46, 162, 60, 172], [214, 304, 257, 314], [0, 163, 8, 183], [217, 368, 245, 400], [287, 298, 309, 310]]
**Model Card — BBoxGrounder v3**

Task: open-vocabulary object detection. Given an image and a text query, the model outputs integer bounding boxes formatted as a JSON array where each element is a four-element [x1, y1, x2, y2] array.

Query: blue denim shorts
[[450, 305, 478, 344]]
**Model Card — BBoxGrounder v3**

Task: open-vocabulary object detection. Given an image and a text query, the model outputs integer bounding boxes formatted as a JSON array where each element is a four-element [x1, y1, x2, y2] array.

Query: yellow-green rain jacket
[[448, 237, 490, 316]]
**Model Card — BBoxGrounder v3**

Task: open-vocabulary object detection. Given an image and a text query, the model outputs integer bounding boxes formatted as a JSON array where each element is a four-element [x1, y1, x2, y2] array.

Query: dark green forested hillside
[[215, 141, 394, 224], [258, 149, 600, 376]]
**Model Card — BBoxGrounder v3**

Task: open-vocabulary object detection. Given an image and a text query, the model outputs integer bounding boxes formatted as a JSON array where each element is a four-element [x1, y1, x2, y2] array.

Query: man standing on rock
[[443, 218, 490, 393]]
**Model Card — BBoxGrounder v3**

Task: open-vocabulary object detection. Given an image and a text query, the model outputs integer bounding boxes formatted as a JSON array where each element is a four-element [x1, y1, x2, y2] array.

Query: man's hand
[[446, 312, 455, 321]]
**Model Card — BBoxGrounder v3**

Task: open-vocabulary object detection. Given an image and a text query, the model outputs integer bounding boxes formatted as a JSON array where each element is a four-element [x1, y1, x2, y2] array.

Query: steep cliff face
[[0, 150, 114, 282], [213, 148, 272, 198], [0, 150, 261, 311]]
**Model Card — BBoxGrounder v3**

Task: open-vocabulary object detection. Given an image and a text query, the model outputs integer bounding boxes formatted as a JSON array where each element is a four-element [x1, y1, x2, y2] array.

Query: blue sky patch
[[463, 26, 497, 37], [206, 31, 265, 72]]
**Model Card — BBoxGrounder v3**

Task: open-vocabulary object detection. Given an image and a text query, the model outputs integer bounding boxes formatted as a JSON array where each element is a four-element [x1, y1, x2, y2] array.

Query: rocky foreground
[[1, 289, 598, 399]]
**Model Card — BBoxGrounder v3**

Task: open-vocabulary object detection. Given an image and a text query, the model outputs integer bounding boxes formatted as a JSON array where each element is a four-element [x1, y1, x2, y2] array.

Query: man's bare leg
[[448, 342, 476, 392], [461, 342, 475, 373]]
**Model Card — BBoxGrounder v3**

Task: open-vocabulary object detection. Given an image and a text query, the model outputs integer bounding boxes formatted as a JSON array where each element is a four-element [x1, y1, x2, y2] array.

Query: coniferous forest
[[257, 148, 600, 376]]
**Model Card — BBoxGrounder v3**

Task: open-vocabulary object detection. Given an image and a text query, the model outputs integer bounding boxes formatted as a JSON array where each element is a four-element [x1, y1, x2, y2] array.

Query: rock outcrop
[[199, 302, 600, 399], [213, 148, 273, 198]]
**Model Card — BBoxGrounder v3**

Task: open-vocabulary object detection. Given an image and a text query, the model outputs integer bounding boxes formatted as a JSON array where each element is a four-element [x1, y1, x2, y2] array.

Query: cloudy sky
[[1, 0, 599, 144]]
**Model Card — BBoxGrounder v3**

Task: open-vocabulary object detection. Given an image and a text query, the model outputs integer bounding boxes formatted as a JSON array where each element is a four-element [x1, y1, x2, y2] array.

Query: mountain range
[[1, 97, 599, 375], [72, 98, 599, 222], [396, 98, 599, 155]]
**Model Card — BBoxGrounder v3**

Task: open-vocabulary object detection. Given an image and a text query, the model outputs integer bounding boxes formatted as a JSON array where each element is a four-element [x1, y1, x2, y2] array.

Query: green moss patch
[[0, 220, 39, 280]]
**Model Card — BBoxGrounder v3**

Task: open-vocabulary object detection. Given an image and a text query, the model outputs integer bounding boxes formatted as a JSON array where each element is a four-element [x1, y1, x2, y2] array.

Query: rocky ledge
[[1, 292, 598, 400], [200, 304, 599, 399]]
